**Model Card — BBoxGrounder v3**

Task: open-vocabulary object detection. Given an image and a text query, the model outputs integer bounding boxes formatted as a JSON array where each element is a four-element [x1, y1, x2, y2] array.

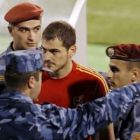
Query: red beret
[[106, 44, 140, 61], [4, 2, 43, 23]]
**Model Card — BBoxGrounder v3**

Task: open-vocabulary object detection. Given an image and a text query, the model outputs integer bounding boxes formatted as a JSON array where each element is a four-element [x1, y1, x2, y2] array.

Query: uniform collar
[[7, 42, 14, 52], [0, 90, 33, 104]]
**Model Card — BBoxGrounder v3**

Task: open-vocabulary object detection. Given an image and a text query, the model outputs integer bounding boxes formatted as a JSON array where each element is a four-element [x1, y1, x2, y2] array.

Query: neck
[[12, 42, 16, 51], [15, 88, 31, 98], [22, 89, 31, 97], [7, 87, 30, 97]]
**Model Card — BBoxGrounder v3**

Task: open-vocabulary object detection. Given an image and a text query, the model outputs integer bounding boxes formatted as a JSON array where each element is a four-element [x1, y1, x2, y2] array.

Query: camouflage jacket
[[119, 100, 140, 140], [0, 42, 40, 91], [0, 83, 140, 140], [0, 42, 13, 76], [0, 43, 13, 91]]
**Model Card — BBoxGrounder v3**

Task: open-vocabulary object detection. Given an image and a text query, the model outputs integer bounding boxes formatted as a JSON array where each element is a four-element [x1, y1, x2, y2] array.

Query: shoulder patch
[[133, 133, 140, 140], [0, 76, 4, 81]]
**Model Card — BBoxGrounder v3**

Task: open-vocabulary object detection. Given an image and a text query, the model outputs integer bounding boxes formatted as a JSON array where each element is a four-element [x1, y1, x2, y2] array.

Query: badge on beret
[[106, 44, 140, 61], [0, 76, 4, 81], [107, 48, 115, 57]]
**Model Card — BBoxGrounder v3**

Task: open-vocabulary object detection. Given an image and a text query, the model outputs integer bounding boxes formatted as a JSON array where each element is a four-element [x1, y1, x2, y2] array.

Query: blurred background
[[1, 0, 140, 71], [87, 0, 140, 71]]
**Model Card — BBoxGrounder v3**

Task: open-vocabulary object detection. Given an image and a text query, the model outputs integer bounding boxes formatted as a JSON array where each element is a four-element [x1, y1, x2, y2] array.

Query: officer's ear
[[8, 25, 14, 37], [69, 45, 77, 58], [28, 76, 36, 89], [131, 68, 140, 82]]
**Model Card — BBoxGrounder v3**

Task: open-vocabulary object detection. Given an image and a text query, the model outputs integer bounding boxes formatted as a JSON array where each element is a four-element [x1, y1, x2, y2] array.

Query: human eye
[[34, 26, 41, 32], [50, 49, 59, 54], [19, 28, 28, 33], [110, 66, 119, 73], [41, 46, 47, 54]]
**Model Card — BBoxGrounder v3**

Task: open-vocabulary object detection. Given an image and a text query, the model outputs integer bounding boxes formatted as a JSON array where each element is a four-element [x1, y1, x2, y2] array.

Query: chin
[[32, 98, 38, 102], [27, 47, 37, 50], [47, 66, 54, 71], [110, 86, 115, 90]]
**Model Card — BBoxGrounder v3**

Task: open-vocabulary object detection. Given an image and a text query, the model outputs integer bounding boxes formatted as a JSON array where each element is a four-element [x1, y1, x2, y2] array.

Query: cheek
[[115, 73, 128, 85], [58, 55, 68, 64], [112, 73, 122, 83], [39, 74, 42, 90], [36, 32, 41, 40], [34, 81, 42, 99], [39, 81, 42, 91], [42, 54, 46, 61], [61, 52, 69, 59], [15, 35, 26, 43], [53, 54, 63, 62], [114, 73, 122, 80]]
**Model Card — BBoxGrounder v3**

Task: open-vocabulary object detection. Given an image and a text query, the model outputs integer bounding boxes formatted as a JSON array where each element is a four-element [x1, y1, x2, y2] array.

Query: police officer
[[0, 2, 43, 90], [0, 49, 140, 139], [106, 44, 140, 139]]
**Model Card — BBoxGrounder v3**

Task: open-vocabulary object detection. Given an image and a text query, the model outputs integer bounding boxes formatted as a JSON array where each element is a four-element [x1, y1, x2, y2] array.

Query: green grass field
[[87, 44, 109, 71], [87, 0, 140, 44], [86, 0, 140, 71]]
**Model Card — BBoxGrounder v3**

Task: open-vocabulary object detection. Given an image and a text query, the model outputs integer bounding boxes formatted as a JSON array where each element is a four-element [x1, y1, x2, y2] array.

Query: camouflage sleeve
[[41, 82, 140, 139], [0, 81, 6, 93]]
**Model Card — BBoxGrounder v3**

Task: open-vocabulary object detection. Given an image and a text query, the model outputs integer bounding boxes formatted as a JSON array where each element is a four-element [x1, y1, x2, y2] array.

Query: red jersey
[[36, 61, 109, 108]]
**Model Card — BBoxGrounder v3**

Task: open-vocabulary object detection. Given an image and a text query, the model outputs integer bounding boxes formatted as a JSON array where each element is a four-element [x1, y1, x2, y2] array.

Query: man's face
[[107, 59, 132, 89], [31, 71, 42, 101], [41, 38, 73, 76], [9, 20, 41, 50]]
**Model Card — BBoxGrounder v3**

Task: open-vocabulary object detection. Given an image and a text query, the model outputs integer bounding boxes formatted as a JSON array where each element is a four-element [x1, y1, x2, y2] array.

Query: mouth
[[26, 43, 36, 47], [44, 62, 54, 68], [108, 81, 115, 88]]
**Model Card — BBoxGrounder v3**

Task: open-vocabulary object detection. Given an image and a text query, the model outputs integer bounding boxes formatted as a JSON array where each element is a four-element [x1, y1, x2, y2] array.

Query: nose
[[28, 31, 35, 41], [107, 69, 113, 79], [43, 51, 52, 61]]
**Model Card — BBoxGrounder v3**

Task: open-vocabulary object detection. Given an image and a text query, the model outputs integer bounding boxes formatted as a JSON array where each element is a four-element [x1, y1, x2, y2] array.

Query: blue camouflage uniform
[[99, 71, 140, 140], [0, 42, 16, 75], [0, 43, 13, 88], [118, 101, 140, 140], [1, 50, 140, 140], [0, 83, 140, 140], [0, 42, 40, 91]]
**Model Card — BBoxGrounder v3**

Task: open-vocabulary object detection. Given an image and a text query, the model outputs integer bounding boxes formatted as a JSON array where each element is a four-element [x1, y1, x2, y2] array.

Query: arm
[[0, 57, 6, 92], [95, 71, 115, 140], [42, 82, 140, 139], [0, 81, 6, 93]]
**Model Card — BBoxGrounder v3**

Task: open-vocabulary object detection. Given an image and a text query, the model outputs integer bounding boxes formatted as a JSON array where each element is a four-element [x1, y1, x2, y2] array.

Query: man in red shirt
[[37, 20, 115, 140]]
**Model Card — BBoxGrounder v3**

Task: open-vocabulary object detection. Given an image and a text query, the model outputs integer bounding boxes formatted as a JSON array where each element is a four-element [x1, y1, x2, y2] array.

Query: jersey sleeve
[[91, 71, 110, 99]]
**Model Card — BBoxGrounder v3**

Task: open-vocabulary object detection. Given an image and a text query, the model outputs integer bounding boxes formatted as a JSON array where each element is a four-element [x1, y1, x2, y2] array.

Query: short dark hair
[[126, 61, 140, 71], [5, 65, 40, 90], [42, 20, 76, 50]]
